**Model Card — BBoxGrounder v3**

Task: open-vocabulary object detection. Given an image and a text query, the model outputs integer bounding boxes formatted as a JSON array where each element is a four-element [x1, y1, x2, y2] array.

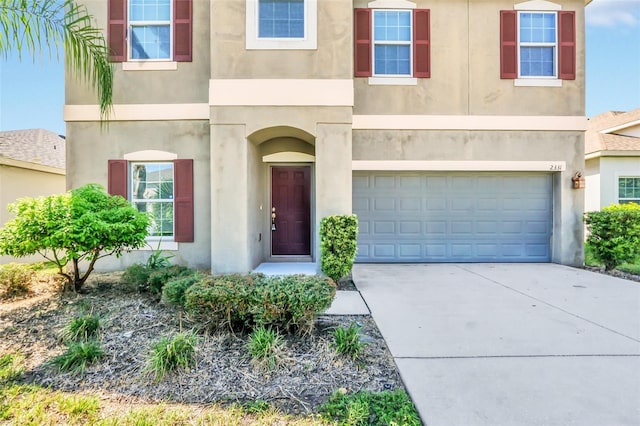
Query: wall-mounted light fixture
[[572, 171, 585, 189]]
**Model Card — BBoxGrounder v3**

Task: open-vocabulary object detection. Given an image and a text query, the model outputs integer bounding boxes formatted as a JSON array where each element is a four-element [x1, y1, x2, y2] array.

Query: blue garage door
[[353, 172, 553, 262]]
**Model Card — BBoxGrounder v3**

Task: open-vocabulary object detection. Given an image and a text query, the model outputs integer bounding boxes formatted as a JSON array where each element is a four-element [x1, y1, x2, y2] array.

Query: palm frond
[[0, 0, 113, 120]]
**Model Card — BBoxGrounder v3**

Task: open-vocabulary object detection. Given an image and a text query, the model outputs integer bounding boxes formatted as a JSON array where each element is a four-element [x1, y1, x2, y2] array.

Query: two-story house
[[64, 0, 588, 273]]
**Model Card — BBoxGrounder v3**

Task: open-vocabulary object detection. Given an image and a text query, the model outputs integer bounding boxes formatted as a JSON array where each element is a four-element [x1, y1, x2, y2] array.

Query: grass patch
[[146, 332, 198, 381], [60, 314, 101, 342], [319, 389, 421, 426], [0, 354, 24, 384], [333, 323, 366, 359], [247, 327, 285, 370], [50, 341, 104, 374]]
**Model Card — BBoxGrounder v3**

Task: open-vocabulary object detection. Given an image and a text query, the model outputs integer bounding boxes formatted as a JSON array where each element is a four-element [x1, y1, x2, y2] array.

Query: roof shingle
[[0, 129, 65, 170]]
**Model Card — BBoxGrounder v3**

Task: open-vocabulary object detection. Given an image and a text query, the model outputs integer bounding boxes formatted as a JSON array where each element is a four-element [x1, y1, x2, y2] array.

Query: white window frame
[[371, 9, 413, 78], [516, 11, 558, 80], [617, 176, 640, 204], [127, 0, 173, 62], [130, 161, 176, 245], [246, 0, 317, 50]]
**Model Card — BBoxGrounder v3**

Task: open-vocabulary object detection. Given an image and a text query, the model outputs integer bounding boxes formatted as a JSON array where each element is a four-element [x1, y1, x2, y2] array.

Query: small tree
[[0, 184, 149, 291], [320, 215, 358, 282], [585, 203, 640, 271]]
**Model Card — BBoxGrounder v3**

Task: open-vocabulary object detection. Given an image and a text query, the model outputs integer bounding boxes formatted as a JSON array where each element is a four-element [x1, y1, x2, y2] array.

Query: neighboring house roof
[[585, 108, 640, 157], [0, 129, 65, 171]]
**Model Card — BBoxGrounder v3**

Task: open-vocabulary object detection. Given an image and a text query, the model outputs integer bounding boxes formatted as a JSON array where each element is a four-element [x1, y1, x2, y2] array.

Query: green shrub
[[161, 272, 202, 306], [122, 263, 152, 291], [320, 215, 358, 282], [148, 265, 193, 294], [247, 326, 285, 370], [184, 274, 256, 331], [184, 274, 336, 334], [50, 341, 104, 374], [146, 332, 198, 381], [333, 323, 366, 359], [251, 275, 337, 334], [0, 184, 150, 292], [0, 263, 35, 299], [585, 203, 640, 271], [60, 314, 101, 342], [319, 389, 421, 426]]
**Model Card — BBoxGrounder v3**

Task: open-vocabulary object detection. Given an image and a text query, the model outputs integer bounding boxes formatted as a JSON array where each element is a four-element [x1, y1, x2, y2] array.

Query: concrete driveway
[[353, 263, 640, 426]]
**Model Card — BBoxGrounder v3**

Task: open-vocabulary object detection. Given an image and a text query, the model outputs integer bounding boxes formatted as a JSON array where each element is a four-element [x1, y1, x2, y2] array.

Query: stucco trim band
[[262, 152, 316, 163], [352, 115, 587, 131], [0, 157, 65, 175], [209, 80, 354, 106], [64, 104, 210, 122], [352, 160, 567, 171]]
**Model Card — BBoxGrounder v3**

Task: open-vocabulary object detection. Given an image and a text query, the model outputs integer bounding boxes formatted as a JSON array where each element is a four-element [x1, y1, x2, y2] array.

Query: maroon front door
[[271, 166, 311, 256]]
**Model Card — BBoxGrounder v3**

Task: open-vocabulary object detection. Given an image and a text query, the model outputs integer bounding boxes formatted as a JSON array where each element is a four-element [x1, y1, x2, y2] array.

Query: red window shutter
[[108, 160, 128, 198], [108, 0, 127, 62], [558, 11, 576, 80], [413, 9, 430, 78], [174, 159, 194, 242], [174, 0, 192, 62], [500, 10, 518, 79], [354, 9, 372, 77]]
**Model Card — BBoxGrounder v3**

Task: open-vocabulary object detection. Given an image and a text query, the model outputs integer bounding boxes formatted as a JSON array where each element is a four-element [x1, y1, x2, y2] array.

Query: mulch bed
[[0, 273, 403, 415]]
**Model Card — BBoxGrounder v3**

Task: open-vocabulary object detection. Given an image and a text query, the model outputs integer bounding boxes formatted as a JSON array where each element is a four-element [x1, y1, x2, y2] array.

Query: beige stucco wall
[[210, 0, 352, 79], [354, 129, 585, 265], [66, 0, 210, 105], [0, 165, 66, 264], [353, 0, 585, 116], [584, 157, 601, 212], [589, 157, 640, 209], [66, 121, 211, 271]]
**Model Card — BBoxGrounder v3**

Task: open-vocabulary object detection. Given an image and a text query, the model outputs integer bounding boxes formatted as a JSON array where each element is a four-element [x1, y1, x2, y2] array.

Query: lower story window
[[618, 177, 640, 204], [131, 162, 174, 237]]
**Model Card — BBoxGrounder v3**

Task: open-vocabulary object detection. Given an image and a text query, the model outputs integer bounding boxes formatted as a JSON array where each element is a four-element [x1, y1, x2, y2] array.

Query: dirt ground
[[0, 272, 403, 415]]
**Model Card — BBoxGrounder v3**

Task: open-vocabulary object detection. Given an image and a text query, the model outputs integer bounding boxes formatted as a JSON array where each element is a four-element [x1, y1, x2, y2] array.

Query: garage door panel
[[353, 172, 552, 263]]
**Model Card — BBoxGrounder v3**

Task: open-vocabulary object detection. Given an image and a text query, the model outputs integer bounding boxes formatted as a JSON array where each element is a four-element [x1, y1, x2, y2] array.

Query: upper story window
[[258, 0, 304, 38], [246, 0, 317, 50], [619, 177, 640, 204], [518, 12, 556, 77], [129, 0, 171, 60], [373, 10, 412, 76], [354, 7, 430, 84], [500, 2, 575, 85], [108, 0, 192, 65]]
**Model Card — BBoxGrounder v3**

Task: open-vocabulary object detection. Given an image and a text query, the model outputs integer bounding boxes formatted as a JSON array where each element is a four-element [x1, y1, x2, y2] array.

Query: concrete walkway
[[353, 263, 640, 426]]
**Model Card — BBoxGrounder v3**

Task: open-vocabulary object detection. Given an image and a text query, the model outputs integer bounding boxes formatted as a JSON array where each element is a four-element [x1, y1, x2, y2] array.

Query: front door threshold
[[268, 256, 313, 263]]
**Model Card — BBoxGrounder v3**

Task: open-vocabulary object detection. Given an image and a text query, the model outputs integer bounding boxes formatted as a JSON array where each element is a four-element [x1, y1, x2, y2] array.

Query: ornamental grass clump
[[50, 341, 104, 374], [333, 323, 366, 359], [146, 331, 199, 381], [60, 313, 101, 342], [247, 326, 285, 370]]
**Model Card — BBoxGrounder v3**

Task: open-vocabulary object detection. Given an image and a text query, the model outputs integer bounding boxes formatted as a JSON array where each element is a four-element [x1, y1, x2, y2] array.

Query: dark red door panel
[[271, 166, 311, 256]]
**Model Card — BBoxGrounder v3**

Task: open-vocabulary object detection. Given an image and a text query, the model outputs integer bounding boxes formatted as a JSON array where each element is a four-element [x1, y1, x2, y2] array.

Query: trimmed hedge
[[585, 203, 640, 271], [184, 274, 336, 334], [320, 215, 358, 282]]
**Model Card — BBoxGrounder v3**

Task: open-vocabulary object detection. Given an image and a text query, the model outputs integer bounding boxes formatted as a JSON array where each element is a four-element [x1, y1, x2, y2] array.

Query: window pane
[[520, 46, 554, 77], [131, 25, 170, 59], [374, 11, 411, 42], [132, 163, 174, 237], [619, 178, 640, 201], [258, 0, 304, 38], [130, 0, 170, 21], [520, 12, 556, 43], [374, 45, 410, 75]]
